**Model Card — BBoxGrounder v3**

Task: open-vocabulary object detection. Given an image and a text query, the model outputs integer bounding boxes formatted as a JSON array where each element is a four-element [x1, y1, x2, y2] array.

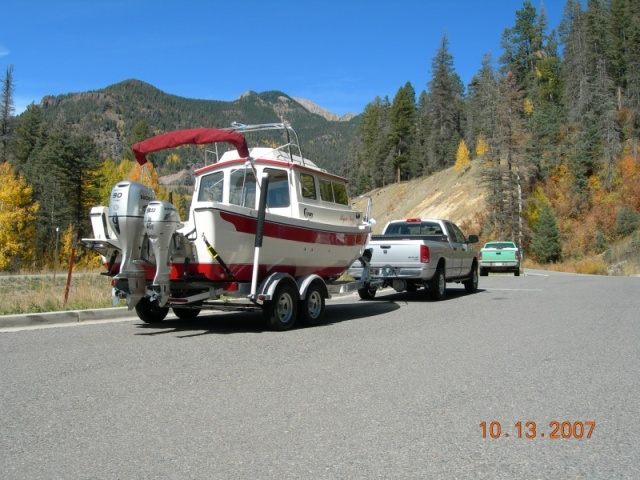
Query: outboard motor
[[108, 181, 156, 308], [143, 201, 182, 306]]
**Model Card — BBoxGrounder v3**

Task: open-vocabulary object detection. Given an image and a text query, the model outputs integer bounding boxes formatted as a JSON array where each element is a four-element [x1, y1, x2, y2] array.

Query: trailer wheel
[[172, 306, 201, 320], [358, 283, 377, 300], [263, 284, 298, 331], [298, 281, 326, 326], [135, 297, 169, 323], [430, 266, 446, 301]]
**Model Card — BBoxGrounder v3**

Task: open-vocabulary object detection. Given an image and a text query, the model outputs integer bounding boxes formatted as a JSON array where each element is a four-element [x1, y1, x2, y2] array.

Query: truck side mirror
[[467, 234, 479, 244]]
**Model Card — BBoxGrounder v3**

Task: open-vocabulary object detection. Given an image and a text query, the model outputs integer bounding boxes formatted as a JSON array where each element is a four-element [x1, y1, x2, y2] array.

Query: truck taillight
[[420, 245, 430, 263], [478, 251, 483, 260], [515, 250, 520, 260]]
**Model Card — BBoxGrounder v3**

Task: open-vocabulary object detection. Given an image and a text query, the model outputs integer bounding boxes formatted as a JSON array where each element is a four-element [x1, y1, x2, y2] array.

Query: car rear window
[[485, 242, 516, 249], [385, 222, 443, 235]]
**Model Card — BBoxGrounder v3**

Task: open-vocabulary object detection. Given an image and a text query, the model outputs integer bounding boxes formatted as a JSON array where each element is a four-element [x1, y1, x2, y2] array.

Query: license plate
[[494, 262, 504, 266]]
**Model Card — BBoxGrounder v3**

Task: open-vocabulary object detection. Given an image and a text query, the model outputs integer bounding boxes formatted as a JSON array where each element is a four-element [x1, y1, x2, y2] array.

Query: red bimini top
[[132, 128, 250, 165]]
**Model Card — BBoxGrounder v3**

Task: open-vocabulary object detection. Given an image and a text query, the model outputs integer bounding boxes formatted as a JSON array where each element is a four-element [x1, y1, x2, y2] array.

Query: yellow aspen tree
[[475, 135, 489, 158], [94, 158, 135, 205], [0, 162, 39, 271], [523, 97, 534, 116], [129, 161, 169, 201], [454, 139, 471, 172]]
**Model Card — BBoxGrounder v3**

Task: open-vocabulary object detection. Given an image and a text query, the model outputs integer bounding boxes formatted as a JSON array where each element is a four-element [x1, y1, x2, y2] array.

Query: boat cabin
[[192, 147, 362, 227]]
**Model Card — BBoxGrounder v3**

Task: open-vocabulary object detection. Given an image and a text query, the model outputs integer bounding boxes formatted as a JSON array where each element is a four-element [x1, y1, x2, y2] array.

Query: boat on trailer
[[83, 123, 377, 330]]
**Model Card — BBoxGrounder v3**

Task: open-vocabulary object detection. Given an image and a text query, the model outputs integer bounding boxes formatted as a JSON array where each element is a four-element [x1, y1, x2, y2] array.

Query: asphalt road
[[1, 270, 638, 479]]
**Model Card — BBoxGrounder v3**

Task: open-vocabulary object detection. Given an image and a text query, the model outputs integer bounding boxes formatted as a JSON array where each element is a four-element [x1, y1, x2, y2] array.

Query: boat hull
[[183, 204, 370, 282]]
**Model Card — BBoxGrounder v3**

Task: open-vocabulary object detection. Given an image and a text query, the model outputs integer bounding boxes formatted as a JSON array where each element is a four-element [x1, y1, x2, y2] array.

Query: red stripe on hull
[[219, 211, 368, 246], [107, 261, 350, 283], [175, 262, 347, 282]]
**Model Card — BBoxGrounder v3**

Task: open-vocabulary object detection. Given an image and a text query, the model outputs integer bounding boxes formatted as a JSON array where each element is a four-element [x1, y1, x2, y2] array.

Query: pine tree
[[531, 202, 562, 263], [10, 103, 47, 174], [410, 90, 431, 177], [389, 82, 416, 182], [123, 119, 151, 162], [466, 54, 499, 158], [1, 65, 15, 161], [425, 33, 464, 172], [500, 1, 544, 90]]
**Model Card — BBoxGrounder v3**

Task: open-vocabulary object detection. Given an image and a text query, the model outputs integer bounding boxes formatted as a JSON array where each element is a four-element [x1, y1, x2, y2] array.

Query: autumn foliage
[[0, 162, 39, 270]]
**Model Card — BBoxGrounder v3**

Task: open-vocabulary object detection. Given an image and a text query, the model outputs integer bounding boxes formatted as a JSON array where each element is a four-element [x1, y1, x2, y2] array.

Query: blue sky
[[1, 0, 568, 117]]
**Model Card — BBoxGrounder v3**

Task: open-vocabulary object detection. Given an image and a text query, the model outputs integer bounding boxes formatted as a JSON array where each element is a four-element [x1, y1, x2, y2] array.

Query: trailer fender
[[296, 274, 329, 300], [256, 272, 298, 302]]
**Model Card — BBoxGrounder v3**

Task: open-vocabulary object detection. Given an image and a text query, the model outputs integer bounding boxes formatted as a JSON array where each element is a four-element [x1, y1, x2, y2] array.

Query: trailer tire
[[263, 283, 298, 331], [298, 281, 326, 326], [173, 306, 201, 320], [135, 297, 169, 323], [358, 283, 377, 300]]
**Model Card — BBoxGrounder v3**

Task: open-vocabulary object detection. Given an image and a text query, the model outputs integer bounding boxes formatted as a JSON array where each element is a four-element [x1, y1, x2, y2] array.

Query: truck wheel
[[358, 283, 377, 300], [263, 284, 298, 331], [464, 263, 479, 293], [135, 297, 169, 323], [514, 269, 520, 276], [298, 281, 325, 326], [480, 268, 488, 276], [173, 306, 201, 320], [430, 266, 446, 301]]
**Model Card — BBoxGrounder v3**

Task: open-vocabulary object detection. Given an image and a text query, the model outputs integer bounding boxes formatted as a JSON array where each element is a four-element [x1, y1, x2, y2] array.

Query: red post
[[63, 231, 78, 307]]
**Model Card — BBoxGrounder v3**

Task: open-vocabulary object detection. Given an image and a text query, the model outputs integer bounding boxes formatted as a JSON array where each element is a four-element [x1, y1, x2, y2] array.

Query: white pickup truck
[[352, 218, 479, 300]]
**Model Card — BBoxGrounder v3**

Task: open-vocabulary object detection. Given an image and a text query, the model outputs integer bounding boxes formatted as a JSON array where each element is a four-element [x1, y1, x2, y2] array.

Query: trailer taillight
[[420, 245, 430, 263]]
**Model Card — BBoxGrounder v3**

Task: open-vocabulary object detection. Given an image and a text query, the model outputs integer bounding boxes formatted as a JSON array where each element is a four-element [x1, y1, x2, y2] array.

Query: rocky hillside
[[353, 162, 640, 276], [352, 160, 486, 236]]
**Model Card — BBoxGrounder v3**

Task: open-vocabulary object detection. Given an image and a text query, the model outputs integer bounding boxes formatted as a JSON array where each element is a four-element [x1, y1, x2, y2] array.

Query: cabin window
[[265, 168, 290, 208], [198, 171, 224, 202], [319, 179, 349, 205], [319, 179, 334, 202], [333, 183, 348, 205], [300, 173, 316, 200], [229, 168, 256, 208]]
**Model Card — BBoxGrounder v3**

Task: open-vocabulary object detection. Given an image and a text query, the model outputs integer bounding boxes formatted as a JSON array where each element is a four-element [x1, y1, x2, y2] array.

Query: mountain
[[37, 79, 360, 174], [292, 97, 356, 122]]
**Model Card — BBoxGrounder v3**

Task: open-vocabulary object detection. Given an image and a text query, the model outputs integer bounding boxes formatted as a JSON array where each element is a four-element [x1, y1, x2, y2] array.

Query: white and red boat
[[84, 123, 375, 329]]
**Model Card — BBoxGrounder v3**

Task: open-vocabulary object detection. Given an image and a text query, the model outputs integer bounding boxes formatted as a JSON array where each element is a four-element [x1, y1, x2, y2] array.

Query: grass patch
[[0, 271, 123, 315]]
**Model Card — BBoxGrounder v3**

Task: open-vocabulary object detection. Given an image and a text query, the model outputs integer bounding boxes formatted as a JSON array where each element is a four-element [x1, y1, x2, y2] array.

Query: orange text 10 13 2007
[[480, 421, 596, 439]]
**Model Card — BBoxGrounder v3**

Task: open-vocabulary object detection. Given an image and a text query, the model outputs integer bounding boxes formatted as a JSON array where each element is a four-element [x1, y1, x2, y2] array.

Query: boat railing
[[202, 122, 320, 171], [230, 122, 306, 168]]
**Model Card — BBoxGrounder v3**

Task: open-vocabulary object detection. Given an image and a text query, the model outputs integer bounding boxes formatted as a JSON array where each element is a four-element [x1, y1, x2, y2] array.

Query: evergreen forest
[[1, 0, 639, 273]]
